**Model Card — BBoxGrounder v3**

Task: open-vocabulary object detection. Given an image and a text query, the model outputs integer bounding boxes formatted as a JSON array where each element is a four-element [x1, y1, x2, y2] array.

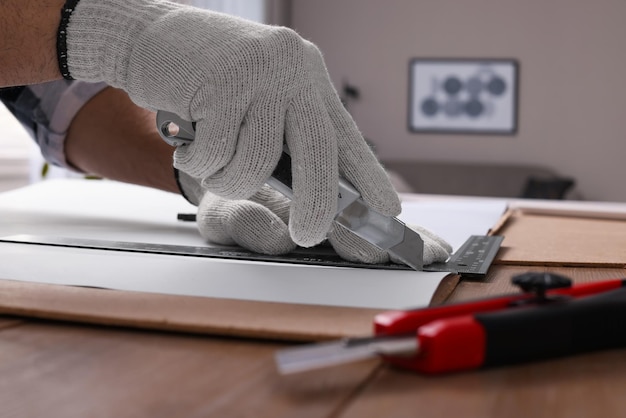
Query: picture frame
[[408, 58, 519, 134]]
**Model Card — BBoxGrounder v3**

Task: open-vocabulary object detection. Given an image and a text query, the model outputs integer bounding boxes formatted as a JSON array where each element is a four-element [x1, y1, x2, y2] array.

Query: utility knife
[[156, 110, 427, 270]]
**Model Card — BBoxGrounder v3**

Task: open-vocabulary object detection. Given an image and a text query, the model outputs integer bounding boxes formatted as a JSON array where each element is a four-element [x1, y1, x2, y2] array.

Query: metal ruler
[[425, 235, 504, 277], [0, 234, 503, 277]]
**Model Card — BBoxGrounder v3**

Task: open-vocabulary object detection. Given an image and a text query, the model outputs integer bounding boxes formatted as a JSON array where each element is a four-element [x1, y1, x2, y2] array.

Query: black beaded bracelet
[[57, 0, 82, 80]]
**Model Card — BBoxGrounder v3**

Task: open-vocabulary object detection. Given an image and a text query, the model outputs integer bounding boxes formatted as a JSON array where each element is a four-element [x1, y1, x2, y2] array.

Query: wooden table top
[[2, 265, 626, 418]]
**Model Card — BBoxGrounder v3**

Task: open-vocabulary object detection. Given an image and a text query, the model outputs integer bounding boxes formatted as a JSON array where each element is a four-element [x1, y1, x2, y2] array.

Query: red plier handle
[[375, 277, 626, 374]]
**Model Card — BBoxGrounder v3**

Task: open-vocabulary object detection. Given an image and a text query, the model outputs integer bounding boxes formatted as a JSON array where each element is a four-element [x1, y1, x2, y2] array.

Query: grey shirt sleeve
[[0, 80, 108, 169]]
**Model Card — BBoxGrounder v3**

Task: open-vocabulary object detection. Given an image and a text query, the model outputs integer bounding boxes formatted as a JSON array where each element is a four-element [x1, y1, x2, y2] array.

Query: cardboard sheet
[[0, 279, 378, 340], [0, 274, 461, 341], [493, 209, 626, 267]]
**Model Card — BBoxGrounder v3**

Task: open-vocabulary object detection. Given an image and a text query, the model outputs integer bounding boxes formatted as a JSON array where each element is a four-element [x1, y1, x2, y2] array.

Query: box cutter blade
[[156, 110, 425, 270], [276, 335, 418, 375]]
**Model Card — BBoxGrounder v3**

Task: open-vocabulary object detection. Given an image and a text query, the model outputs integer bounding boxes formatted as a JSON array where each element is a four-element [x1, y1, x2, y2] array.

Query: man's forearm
[[0, 0, 66, 87], [0, 0, 179, 192], [65, 86, 180, 194]]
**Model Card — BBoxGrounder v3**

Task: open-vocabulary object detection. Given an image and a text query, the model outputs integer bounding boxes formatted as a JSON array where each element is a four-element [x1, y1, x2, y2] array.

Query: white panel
[[0, 180, 455, 310]]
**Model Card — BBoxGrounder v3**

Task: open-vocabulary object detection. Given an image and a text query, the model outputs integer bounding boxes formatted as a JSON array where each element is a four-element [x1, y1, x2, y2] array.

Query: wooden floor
[[2, 266, 626, 418]]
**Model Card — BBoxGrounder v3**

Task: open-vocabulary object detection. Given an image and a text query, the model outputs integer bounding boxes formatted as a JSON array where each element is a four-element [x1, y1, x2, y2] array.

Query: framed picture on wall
[[408, 58, 519, 134]]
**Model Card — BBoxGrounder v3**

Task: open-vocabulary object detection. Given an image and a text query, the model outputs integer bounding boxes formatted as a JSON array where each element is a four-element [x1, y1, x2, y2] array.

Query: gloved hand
[[197, 186, 298, 256], [191, 177, 452, 266], [62, 0, 400, 247], [178, 169, 295, 254], [327, 223, 452, 266]]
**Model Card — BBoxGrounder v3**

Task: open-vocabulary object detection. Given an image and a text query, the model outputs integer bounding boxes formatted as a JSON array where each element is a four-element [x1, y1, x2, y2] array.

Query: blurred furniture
[[385, 160, 579, 199]]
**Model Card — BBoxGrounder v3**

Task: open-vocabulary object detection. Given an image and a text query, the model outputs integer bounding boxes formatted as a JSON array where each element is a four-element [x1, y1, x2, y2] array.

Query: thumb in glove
[[196, 186, 297, 255]]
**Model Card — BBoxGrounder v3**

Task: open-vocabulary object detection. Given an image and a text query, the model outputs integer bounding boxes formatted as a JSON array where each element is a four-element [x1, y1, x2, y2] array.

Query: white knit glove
[[327, 223, 452, 266], [193, 182, 452, 266], [62, 0, 401, 247], [197, 186, 297, 256]]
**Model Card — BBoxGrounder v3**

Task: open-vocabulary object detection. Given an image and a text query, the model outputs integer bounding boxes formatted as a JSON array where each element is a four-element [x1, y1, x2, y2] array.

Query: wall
[[290, 0, 626, 201]]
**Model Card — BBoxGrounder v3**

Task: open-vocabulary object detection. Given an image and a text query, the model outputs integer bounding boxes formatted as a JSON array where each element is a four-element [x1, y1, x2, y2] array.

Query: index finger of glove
[[301, 40, 401, 218], [284, 89, 338, 247], [325, 95, 401, 217]]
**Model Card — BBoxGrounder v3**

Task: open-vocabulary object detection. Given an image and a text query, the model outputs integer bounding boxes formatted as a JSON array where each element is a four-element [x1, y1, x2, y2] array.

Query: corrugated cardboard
[[492, 209, 626, 267], [0, 275, 459, 342]]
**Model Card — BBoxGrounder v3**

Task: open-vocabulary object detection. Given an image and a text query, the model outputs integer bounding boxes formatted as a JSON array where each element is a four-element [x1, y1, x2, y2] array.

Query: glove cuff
[[174, 168, 204, 206], [60, 0, 181, 86]]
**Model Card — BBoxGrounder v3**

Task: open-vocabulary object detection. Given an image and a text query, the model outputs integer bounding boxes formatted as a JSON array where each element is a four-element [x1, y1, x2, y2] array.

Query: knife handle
[[156, 110, 361, 214], [374, 278, 626, 337], [384, 285, 626, 374]]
